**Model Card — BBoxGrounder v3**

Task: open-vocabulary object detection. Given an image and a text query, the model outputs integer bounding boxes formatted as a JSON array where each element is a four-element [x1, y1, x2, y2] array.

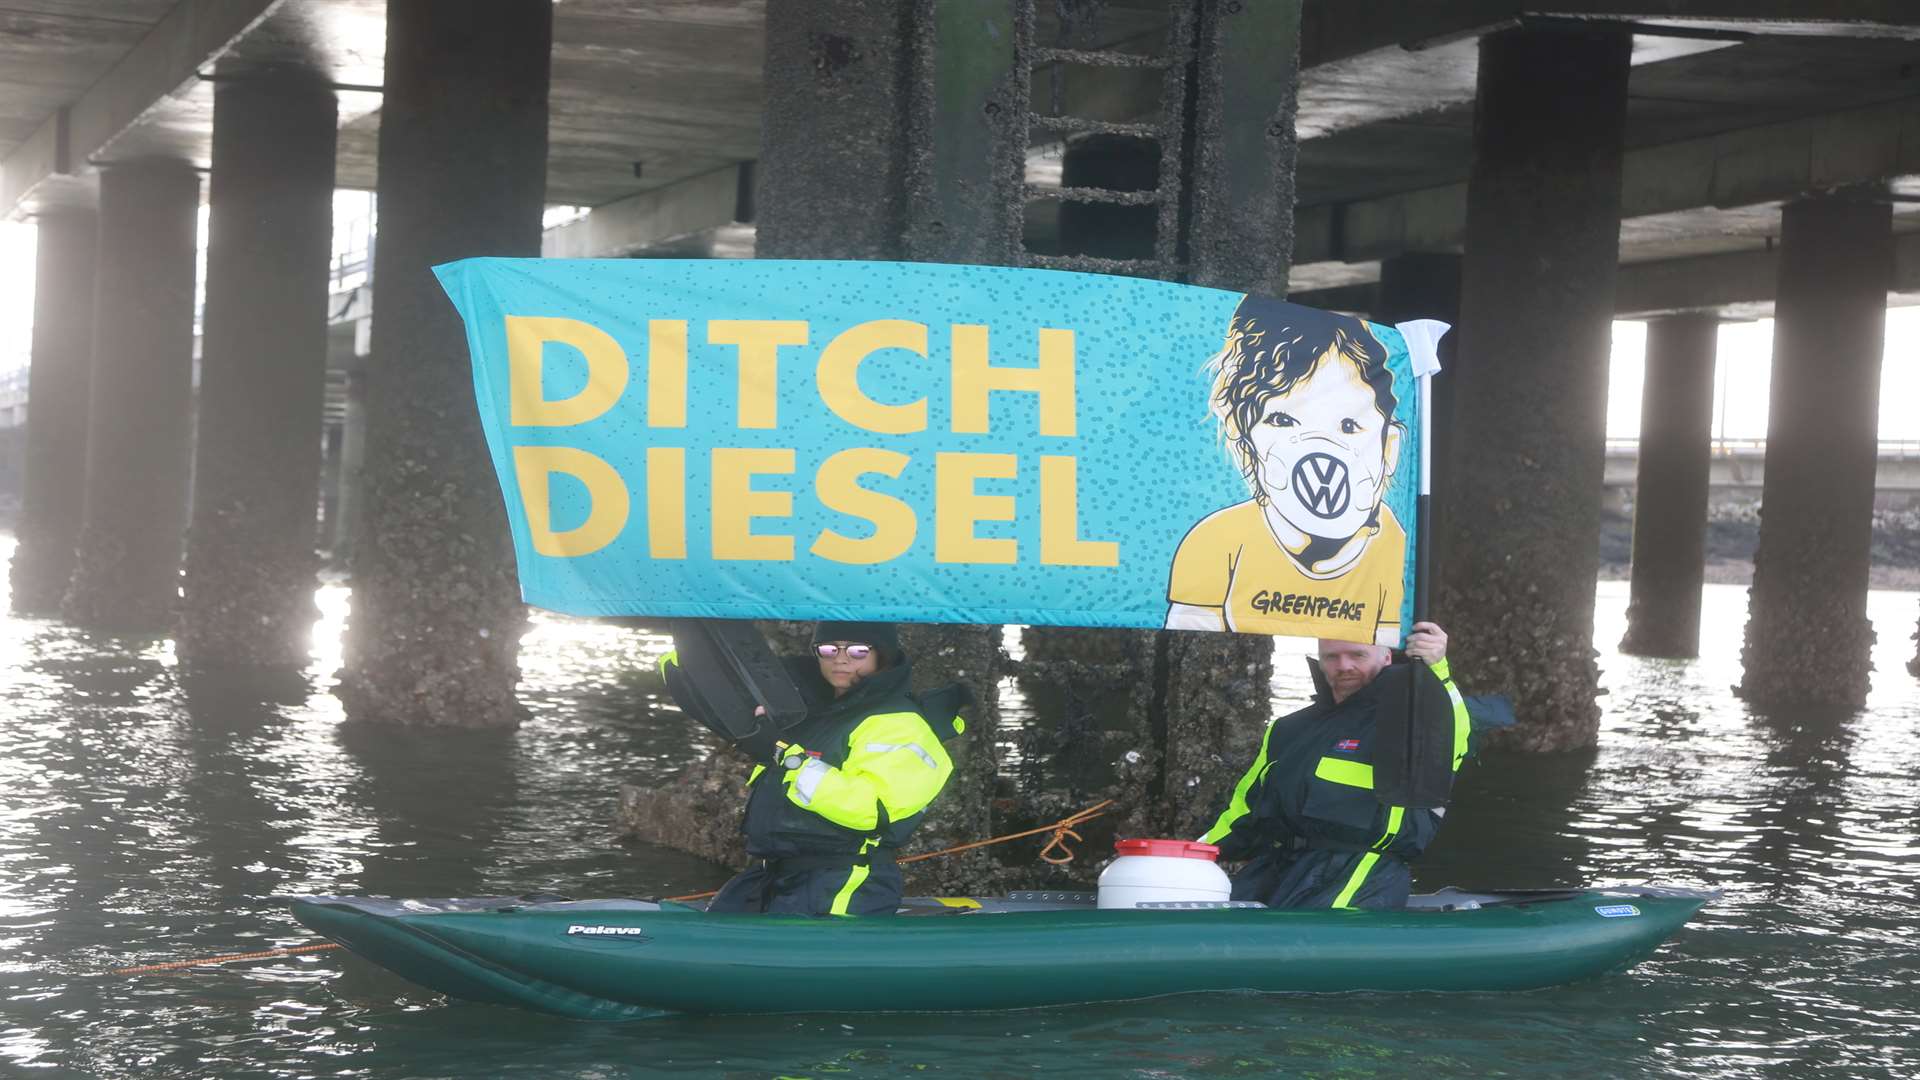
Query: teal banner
[[436, 259, 1440, 645]]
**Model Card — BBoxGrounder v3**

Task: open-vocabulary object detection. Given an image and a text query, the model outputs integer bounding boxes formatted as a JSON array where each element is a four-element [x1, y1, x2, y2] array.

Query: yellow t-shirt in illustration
[[1166, 500, 1407, 644]]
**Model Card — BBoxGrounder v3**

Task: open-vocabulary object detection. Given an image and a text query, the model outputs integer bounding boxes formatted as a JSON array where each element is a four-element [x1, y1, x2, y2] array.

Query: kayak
[[290, 886, 1713, 1021]]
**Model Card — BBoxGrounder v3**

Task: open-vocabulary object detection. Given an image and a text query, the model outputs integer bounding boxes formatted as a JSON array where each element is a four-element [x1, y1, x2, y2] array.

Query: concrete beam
[[1302, 2, 1511, 67], [1612, 246, 1784, 316], [1296, 96, 1920, 265], [2, 0, 283, 216], [541, 163, 750, 258], [1300, 0, 1920, 68], [1297, 229, 1920, 316], [1295, 11, 1737, 140], [1536, 3, 1920, 36], [1614, 229, 1920, 314]]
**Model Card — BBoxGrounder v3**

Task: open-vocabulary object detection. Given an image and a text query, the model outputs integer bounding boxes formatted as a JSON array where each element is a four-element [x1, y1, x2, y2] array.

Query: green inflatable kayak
[[290, 886, 1712, 1020]]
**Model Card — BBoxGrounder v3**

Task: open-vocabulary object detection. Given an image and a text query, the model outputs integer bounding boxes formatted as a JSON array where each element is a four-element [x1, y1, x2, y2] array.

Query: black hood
[[783, 649, 916, 721], [809, 621, 902, 667]]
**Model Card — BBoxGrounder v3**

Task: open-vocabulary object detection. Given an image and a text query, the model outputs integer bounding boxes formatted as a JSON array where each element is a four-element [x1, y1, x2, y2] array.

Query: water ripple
[[2, 533, 1918, 1077]]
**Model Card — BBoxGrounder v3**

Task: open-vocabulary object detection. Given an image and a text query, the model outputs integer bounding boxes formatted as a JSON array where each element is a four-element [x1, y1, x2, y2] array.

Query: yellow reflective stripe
[[863, 742, 940, 770], [1332, 852, 1381, 909], [747, 764, 766, 785], [828, 838, 882, 917], [1424, 657, 1473, 771], [1313, 756, 1374, 789], [829, 862, 871, 916], [951, 716, 966, 736], [784, 711, 954, 831], [787, 757, 831, 804], [656, 650, 678, 678], [1372, 805, 1405, 852], [932, 897, 981, 909], [1446, 681, 1471, 771], [1201, 722, 1276, 843]]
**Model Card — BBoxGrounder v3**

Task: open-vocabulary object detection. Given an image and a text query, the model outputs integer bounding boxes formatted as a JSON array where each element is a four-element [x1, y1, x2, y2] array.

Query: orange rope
[[116, 800, 1119, 971], [112, 942, 341, 975], [665, 798, 1115, 901]]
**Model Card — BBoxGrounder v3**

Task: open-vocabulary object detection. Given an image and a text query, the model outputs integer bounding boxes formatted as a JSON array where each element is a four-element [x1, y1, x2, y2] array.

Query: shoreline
[[1598, 561, 1920, 592]]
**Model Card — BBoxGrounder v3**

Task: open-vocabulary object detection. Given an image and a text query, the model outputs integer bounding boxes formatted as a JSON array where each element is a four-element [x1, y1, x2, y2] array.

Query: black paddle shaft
[[1375, 483, 1453, 808]]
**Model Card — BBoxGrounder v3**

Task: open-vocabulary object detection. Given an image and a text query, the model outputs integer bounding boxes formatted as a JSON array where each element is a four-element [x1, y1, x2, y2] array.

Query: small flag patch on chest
[[1334, 739, 1361, 752]]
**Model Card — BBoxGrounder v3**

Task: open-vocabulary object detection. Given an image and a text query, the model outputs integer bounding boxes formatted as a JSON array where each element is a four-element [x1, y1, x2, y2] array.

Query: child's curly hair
[[1207, 297, 1400, 501]]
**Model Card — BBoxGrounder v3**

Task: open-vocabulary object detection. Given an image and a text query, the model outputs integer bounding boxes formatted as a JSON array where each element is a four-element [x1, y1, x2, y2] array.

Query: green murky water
[[3, 532, 1917, 1078]]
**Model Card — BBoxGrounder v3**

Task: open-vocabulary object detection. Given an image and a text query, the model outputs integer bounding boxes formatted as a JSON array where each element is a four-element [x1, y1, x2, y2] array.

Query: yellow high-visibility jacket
[[663, 653, 957, 860]]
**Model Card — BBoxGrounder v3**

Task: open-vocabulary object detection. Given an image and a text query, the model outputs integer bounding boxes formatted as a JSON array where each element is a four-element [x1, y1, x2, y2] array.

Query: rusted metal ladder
[[913, 0, 1295, 294], [1012, 0, 1199, 281]]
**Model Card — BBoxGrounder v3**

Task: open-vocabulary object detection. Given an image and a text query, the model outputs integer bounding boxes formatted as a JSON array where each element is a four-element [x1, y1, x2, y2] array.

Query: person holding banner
[[1198, 621, 1471, 910], [670, 622, 963, 917], [1167, 299, 1409, 646]]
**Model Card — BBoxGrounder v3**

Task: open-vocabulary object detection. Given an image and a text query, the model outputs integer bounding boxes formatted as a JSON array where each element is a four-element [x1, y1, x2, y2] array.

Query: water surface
[[2, 533, 1916, 1078]]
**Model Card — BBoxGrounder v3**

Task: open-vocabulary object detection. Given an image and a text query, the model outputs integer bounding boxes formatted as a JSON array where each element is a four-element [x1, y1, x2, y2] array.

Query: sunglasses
[[814, 643, 874, 660]]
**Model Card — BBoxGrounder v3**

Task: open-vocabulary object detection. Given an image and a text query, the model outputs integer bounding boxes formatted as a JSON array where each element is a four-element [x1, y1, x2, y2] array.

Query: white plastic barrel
[[1096, 838, 1232, 909]]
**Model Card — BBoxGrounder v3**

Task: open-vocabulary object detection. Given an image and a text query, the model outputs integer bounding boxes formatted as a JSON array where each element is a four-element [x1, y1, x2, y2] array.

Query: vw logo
[[1290, 453, 1351, 519]]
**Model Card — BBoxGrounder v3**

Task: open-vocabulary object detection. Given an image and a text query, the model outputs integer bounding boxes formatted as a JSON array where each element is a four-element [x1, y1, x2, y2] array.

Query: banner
[[436, 259, 1440, 645]]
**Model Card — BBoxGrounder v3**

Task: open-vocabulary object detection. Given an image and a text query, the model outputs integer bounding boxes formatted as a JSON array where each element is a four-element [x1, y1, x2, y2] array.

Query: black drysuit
[[1199, 656, 1472, 909], [661, 651, 967, 916]]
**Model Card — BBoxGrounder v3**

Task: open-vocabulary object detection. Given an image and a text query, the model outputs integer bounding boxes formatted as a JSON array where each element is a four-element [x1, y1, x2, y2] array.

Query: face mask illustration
[[1253, 430, 1384, 540]]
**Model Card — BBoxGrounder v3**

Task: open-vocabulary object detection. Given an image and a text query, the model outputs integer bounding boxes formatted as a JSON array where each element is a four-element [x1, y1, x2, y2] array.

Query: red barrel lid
[[1113, 838, 1221, 861]]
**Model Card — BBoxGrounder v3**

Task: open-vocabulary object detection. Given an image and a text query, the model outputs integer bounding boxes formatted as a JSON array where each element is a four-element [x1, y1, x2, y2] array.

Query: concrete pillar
[[62, 160, 200, 633], [1620, 314, 1719, 658], [1011, 0, 1304, 840], [903, 0, 1021, 264], [626, 0, 1026, 887], [336, 0, 552, 726], [1124, 0, 1305, 838], [1373, 252, 1462, 567], [1438, 27, 1631, 752], [8, 209, 97, 615], [755, 0, 912, 260], [767, 0, 1006, 883], [331, 369, 368, 565], [179, 75, 338, 669], [1185, 0, 1300, 299], [318, 421, 342, 551], [627, 0, 1303, 876], [1739, 191, 1891, 710], [1027, 0, 1303, 840]]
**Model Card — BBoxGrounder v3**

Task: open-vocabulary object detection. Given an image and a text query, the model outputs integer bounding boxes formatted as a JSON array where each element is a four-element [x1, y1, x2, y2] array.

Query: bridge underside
[[3, 0, 1917, 750]]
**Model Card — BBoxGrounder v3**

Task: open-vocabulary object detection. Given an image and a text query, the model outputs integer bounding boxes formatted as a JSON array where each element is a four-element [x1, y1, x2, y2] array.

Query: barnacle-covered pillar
[[1438, 26, 1632, 751], [179, 74, 338, 669], [1739, 190, 1891, 710], [62, 161, 200, 632], [9, 209, 96, 615], [336, 0, 553, 725], [620, 0, 1013, 890], [1620, 314, 1719, 659]]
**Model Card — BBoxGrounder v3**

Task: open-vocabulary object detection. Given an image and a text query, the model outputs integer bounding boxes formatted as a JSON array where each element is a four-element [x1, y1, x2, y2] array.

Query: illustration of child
[[1165, 295, 1407, 645]]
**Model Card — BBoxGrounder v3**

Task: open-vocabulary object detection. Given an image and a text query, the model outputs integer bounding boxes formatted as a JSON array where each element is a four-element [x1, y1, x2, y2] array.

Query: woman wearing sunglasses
[[704, 621, 967, 917]]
